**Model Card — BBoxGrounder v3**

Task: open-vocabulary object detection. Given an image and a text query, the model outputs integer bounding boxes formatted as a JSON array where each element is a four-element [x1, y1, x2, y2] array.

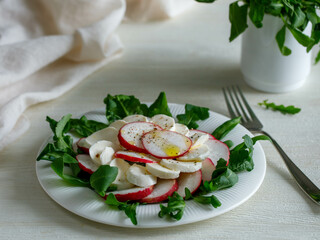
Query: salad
[[37, 92, 269, 225]]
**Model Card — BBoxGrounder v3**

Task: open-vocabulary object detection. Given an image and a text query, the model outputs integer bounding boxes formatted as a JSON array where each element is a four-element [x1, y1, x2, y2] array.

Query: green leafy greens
[[258, 100, 301, 114], [105, 194, 139, 225], [176, 104, 210, 129], [196, 0, 320, 63]]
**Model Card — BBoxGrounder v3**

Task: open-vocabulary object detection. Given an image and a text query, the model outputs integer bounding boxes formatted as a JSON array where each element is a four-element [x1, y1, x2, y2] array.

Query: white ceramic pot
[[241, 14, 312, 93]]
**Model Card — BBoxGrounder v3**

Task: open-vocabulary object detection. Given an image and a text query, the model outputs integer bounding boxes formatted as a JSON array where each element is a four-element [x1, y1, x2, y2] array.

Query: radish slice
[[177, 144, 209, 161], [105, 186, 154, 202], [160, 159, 202, 173], [127, 164, 157, 187], [118, 122, 162, 153], [150, 114, 175, 130], [140, 179, 178, 203], [204, 139, 230, 166], [141, 130, 192, 159], [76, 154, 99, 174], [76, 138, 90, 154], [201, 158, 216, 182], [114, 151, 159, 163], [176, 170, 202, 198]]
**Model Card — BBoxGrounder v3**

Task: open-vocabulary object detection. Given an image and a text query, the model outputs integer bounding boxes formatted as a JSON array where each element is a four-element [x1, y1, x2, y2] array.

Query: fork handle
[[259, 130, 320, 205]]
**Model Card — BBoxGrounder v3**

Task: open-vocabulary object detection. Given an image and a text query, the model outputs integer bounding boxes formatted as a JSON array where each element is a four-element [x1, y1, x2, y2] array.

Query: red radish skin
[[104, 185, 154, 202], [76, 138, 90, 154], [114, 151, 159, 163], [141, 130, 192, 159], [176, 170, 202, 198], [76, 154, 99, 174], [188, 129, 216, 140], [118, 122, 162, 153], [140, 179, 178, 204], [204, 139, 230, 166], [201, 158, 216, 182]]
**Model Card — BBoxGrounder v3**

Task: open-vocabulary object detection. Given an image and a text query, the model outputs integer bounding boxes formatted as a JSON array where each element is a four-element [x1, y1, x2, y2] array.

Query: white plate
[[36, 103, 266, 228]]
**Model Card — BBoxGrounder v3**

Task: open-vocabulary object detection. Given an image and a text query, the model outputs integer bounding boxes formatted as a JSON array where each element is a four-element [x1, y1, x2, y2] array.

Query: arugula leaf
[[105, 193, 139, 225], [69, 116, 107, 137], [223, 140, 234, 148], [199, 159, 238, 194], [276, 25, 292, 56], [229, 135, 271, 172], [148, 92, 172, 117], [177, 104, 210, 129], [212, 117, 241, 140], [258, 100, 301, 114], [229, 1, 249, 41], [90, 165, 118, 197], [185, 188, 221, 208], [51, 154, 90, 187], [104, 94, 148, 123], [158, 192, 186, 221]]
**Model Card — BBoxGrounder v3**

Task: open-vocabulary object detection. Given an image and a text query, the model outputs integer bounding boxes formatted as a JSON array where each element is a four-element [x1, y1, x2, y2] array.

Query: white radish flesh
[[127, 164, 157, 187], [146, 163, 180, 179], [76, 138, 90, 154], [204, 139, 230, 166], [160, 159, 202, 173], [176, 170, 202, 198], [188, 129, 215, 140], [150, 114, 175, 130], [201, 158, 216, 182], [76, 154, 99, 174], [141, 130, 192, 159], [140, 179, 178, 203], [177, 144, 209, 161], [118, 122, 162, 153], [114, 150, 159, 163]]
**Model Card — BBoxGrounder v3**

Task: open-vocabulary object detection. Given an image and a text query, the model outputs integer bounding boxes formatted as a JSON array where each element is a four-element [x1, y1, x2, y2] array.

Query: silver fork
[[223, 85, 320, 206]]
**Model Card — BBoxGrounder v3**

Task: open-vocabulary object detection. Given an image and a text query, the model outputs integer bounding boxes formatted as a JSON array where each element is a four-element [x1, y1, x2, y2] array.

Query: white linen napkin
[[0, 0, 195, 151]]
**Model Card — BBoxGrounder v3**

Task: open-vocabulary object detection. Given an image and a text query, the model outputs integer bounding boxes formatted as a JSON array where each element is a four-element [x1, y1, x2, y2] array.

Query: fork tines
[[222, 86, 259, 123]]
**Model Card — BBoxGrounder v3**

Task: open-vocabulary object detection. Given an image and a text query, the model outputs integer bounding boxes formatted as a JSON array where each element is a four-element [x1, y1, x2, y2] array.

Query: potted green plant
[[196, 0, 320, 92]]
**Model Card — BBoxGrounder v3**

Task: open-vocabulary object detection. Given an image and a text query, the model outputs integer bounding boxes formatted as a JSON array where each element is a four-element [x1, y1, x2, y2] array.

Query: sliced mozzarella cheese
[[189, 132, 209, 147], [127, 164, 157, 187], [110, 158, 134, 190], [174, 123, 189, 135], [108, 120, 127, 131], [160, 159, 202, 173], [86, 127, 120, 150], [177, 144, 209, 161], [122, 115, 148, 123], [89, 140, 115, 165], [150, 114, 175, 130], [100, 147, 115, 165], [146, 163, 180, 179], [114, 151, 159, 163]]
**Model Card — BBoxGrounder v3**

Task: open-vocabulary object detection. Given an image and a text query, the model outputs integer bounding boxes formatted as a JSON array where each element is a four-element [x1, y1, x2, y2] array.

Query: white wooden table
[[0, 1, 319, 239]]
